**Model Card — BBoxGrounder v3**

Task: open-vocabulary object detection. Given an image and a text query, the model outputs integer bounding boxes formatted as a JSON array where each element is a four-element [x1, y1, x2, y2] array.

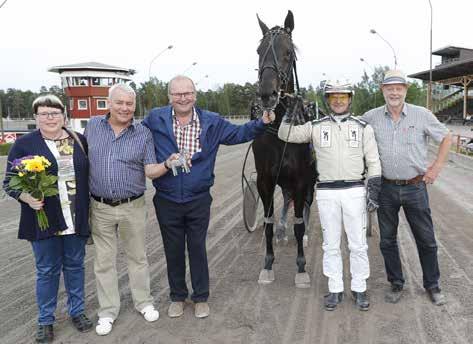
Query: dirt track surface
[[1, 143, 473, 344]]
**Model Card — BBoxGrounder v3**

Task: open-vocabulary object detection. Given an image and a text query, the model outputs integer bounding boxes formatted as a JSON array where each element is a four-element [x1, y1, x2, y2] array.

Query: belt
[[91, 194, 143, 207], [317, 180, 365, 189], [382, 175, 424, 186]]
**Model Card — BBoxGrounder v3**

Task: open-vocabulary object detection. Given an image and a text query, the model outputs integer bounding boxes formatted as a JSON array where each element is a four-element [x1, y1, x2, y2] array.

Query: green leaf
[[31, 190, 44, 200], [8, 176, 23, 189], [43, 188, 59, 197]]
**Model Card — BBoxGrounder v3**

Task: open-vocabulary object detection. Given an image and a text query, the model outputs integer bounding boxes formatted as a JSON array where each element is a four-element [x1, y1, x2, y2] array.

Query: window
[[97, 99, 107, 110], [78, 99, 88, 110], [92, 78, 100, 86], [71, 77, 89, 86], [80, 120, 88, 129], [69, 99, 74, 110]]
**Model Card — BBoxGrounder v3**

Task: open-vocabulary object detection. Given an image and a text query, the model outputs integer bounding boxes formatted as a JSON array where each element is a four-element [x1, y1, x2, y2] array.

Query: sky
[[0, 0, 472, 92]]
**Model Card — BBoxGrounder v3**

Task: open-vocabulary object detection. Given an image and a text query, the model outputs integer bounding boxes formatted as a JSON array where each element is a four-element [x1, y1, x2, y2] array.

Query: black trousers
[[153, 193, 212, 302]]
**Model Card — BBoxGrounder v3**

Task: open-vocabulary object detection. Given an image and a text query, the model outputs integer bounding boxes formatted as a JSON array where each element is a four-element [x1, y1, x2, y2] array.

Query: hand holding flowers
[[7, 155, 58, 230]]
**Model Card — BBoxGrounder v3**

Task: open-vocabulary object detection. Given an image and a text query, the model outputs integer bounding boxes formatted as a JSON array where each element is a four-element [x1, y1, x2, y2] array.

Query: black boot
[[71, 313, 93, 332], [324, 292, 343, 311], [36, 324, 54, 343], [352, 291, 370, 311], [385, 283, 403, 304]]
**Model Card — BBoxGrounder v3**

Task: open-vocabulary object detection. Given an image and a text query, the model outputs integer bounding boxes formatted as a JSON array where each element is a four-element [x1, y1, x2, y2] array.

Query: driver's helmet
[[323, 79, 354, 97], [322, 79, 354, 113]]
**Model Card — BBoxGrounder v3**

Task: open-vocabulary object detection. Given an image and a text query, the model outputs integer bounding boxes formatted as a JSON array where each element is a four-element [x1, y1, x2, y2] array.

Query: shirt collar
[[172, 107, 198, 125], [384, 103, 408, 118], [103, 113, 136, 129]]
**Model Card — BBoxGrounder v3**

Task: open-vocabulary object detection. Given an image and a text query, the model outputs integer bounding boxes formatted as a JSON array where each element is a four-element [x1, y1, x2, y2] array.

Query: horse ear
[[284, 10, 294, 33], [257, 14, 269, 35]]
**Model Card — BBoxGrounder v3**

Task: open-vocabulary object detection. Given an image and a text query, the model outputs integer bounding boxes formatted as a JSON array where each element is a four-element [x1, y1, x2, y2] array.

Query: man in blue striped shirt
[[85, 84, 177, 336], [361, 70, 452, 306]]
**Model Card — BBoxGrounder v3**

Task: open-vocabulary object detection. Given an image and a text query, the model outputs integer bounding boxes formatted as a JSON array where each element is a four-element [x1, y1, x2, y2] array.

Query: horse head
[[256, 10, 296, 111]]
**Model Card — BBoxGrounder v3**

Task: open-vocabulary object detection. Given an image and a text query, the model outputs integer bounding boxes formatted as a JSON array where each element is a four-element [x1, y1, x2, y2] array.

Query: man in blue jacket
[[143, 75, 273, 319]]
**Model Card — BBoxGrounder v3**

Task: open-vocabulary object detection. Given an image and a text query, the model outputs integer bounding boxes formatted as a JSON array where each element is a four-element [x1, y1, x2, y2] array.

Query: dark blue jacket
[[143, 106, 266, 203], [2, 130, 90, 241]]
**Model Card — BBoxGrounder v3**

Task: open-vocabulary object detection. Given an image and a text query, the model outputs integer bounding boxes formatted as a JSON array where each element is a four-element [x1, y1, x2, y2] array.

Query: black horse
[[253, 10, 317, 287]]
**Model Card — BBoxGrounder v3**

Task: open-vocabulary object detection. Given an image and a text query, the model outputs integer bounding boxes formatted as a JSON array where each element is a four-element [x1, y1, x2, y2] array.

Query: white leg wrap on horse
[[294, 217, 304, 224], [264, 216, 275, 224]]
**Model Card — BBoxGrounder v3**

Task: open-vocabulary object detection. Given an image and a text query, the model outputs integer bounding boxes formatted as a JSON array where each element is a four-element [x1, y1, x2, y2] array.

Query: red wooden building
[[48, 62, 135, 132]]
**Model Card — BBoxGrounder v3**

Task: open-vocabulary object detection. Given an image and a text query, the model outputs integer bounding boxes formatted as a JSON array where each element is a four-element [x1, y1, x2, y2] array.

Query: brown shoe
[[194, 302, 210, 318], [168, 302, 185, 318]]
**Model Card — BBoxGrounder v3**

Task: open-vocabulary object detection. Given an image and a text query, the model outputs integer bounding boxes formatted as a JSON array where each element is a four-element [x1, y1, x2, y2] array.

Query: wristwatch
[[163, 160, 170, 170]]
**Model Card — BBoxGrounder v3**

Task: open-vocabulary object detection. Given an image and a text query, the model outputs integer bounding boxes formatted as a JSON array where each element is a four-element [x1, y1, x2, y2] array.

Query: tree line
[[0, 67, 426, 120]]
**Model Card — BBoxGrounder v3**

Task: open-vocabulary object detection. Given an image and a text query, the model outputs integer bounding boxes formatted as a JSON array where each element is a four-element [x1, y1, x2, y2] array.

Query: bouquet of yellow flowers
[[8, 155, 59, 230]]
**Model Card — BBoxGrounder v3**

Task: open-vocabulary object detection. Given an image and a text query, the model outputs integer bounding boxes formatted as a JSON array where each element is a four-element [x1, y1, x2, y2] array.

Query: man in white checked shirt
[[143, 75, 274, 319], [361, 70, 452, 306]]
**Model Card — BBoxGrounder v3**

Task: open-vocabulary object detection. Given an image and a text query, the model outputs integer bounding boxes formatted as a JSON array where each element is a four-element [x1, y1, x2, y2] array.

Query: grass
[[0, 143, 12, 156]]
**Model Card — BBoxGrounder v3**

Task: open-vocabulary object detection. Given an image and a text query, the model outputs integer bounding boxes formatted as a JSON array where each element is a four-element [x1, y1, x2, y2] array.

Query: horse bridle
[[258, 27, 298, 110]]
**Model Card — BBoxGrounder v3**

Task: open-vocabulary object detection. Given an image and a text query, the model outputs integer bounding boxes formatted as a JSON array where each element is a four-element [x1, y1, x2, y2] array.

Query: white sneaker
[[95, 317, 114, 336], [140, 305, 160, 322]]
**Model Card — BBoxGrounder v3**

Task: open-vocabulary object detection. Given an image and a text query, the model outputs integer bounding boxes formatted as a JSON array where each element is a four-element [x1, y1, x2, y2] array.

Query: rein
[[258, 27, 300, 111]]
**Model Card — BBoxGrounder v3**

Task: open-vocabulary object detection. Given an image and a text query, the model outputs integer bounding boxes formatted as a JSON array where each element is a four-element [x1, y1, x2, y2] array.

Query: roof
[[431, 46, 473, 57], [48, 62, 135, 75], [408, 57, 473, 84]]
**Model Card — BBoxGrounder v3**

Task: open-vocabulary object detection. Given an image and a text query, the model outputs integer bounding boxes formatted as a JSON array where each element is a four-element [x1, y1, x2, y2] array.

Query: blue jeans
[[31, 235, 87, 325], [377, 181, 440, 290]]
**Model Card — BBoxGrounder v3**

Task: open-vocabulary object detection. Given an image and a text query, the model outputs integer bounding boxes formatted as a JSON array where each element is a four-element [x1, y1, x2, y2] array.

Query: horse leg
[[294, 192, 310, 288], [276, 189, 290, 244], [302, 188, 313, 248], [258, 189, 276, 284]]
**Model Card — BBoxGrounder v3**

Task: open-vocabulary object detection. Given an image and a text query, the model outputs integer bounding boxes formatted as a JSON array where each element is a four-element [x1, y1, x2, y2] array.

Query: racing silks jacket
[[278, 114, 381, 185]]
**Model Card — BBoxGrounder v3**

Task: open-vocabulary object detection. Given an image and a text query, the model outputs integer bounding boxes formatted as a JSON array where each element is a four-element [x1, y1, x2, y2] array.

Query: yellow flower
[[18, 172, 25, 177], [24, 159, 45, 173], [36, 156, 51, 167]]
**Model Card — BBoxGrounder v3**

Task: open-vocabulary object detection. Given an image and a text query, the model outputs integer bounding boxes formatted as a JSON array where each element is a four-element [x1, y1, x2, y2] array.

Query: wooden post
[[463, 77, 472, 120], [464, 79, 468, 120]]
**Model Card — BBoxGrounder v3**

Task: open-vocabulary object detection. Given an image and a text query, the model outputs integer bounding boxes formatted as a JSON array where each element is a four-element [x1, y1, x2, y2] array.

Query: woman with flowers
[[2, 95, 92, 343]]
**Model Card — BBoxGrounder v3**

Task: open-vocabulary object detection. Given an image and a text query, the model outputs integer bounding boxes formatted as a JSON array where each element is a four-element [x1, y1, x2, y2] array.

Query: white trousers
[[316, 186, 369, 293]]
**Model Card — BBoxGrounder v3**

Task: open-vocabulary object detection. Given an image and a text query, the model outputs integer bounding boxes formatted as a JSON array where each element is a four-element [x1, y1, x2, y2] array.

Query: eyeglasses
[[36, 111, 64, 118], [170, 92, 195, 99], [327, 94, 350, 102]]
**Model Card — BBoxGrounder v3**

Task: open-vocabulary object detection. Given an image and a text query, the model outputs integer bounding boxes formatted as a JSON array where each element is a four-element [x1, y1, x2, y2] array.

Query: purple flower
[[11, 158, 23, 169], [10, 155, 35, 170]]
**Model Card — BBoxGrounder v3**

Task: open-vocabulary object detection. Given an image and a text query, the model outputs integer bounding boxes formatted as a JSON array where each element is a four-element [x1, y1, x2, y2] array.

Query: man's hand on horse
[[262, 110, 275, 124]]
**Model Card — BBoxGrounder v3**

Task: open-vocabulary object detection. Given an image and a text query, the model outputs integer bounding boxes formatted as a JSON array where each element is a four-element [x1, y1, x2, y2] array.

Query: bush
[[0, 143, 13, 156]]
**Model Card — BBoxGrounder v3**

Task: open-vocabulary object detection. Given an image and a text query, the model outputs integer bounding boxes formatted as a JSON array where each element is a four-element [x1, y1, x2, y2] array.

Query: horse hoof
[[295, 272, 310, 288], [258, 269, 275, 284], [303, 234, 309, 248]]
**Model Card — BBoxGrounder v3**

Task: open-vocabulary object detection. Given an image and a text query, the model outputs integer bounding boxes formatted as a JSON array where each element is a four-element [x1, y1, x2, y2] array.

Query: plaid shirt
[[84, 115, 157, 199], [172, 108, 202, 157]]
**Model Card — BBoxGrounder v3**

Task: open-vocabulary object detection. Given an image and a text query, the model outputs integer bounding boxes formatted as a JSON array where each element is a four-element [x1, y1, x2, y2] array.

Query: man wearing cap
[[279, 80, 381, 311], [361, 70, 452, 306]]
